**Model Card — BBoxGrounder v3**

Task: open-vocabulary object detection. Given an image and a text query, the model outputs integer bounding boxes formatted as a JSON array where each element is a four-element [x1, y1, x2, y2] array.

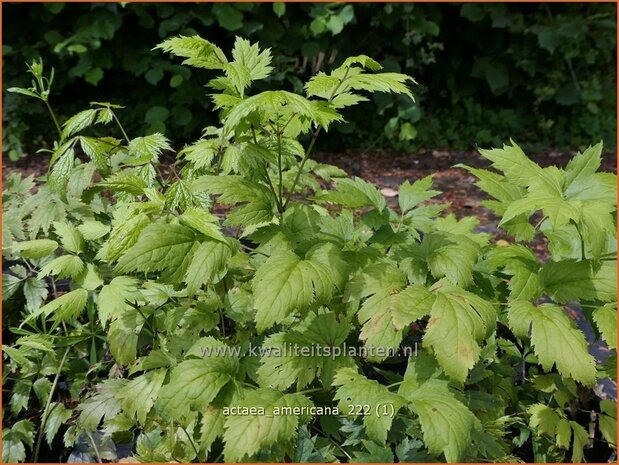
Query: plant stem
[[44, 100, 62, 137], [282, 68, 349, 210], [282, 129, 320, 210], [276, 124, 284, 215], [386, 381, 403, 390], [574, 221, 587, 260], [112, 111, 131, 143], [296, 387, 323, 395], [32, 346, 70, 462], [181, 425, 200, 459], [86, 431, 102, 463]]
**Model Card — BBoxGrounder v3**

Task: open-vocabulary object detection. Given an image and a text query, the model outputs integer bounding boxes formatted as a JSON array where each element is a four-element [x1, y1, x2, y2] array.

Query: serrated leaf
[[156, 35, 228, 69], [565, 142, 603, 185], [98, 276, 142, 325], [424, 280, 496, 383], [108, 306, 143, 365], [117, 369, 166, 424], [258, 312, 354, 390], [223, 389, 312, 461], [357, 284, 434, 360], [127, 134, 172, 164], [398, 176, 440, 213], [401, 379, 479, 462], [48, 147, 75, 194], [508, 301, 596, 385], [78, 379, 124, 430], [192, 175, 275, 227], [184, 239, 232, 295], [77, 220, 110, 241], [231, 37, 273, 82], [14, 239, 58, 259], [593, 303, 617, 349], [539, 259, 598, 302], [116, 223, 200, 282], [23, 278, 49, 313], [62, 109, 97, 139], [98, 171, 148, 195], [53, 221, 84, 253], [38, 255, 84, 280], [179, 208, 227, 244], [422, 232, 480, 287], [333, 368, 404, 443], [317, 177, 386, 211], [27, 288, 88, 322], [157, 339, 238, 419], [199, 407, 224, 453], [253, 249, 336, 332], [45, 403, 72, 446], [107, 210, 151, 261], [478, 140, 544, 187]]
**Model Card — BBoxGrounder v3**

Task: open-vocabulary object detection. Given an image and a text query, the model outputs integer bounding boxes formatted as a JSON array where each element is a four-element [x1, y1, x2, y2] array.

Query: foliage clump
[[2, 36, 617, 463]]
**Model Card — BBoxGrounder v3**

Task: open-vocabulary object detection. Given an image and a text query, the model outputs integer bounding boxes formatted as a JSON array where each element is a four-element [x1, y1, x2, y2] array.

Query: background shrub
[[3, 2, 616, 159]]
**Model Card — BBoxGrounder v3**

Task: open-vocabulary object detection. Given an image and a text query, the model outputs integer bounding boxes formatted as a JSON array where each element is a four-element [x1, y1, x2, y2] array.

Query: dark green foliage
[[3, 2, 616, 160]]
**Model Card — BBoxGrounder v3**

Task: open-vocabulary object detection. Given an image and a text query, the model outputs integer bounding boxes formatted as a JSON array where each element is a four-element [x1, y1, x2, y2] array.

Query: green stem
[[282, 129, 320, 210], [574, 222, 587, 260], [296, 387, 323, 395], [276, 124, 284, 215], [112, 111, 130, 143], [44, 100, 62, 137], [86, 431, 102, 463], [32, 347, 71, 462], [282, 68, 350, 210], [386, 381, 403, 390], [181, 425, 200, 459]]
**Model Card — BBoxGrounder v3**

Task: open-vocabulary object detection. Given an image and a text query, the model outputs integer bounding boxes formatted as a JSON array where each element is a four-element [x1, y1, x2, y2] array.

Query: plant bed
[[2, 36, 617, 463]]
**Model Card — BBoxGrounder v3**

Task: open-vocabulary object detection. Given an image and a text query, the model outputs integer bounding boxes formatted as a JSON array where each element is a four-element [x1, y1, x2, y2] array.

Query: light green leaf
[[478, 140, 544, 187], [116, 223, 200, 282], [593, 303, 617, 349], [184, 239, 232, 295], [157, 340, 239, 419], [333, 368, 405, 444], [77, 220, 110, 241], [127, 133, 172, 164], [231, 37, 273, 82], [398, 176, 440, 213], [14, 239, 58, 259], [565, 142, 603, 185], [253, 249, 336, 332], [62, 109, 97, 139], [508, 301, 596, 385], [358, 284, 434, 360], [223, 389, 312, 461], [402, 379, 479, 462], [179, 207, 227, 244], [258, 312, 354, 390], [53, 221, 84, 253], [106, 210, 151, 261], [317, 177, 386, 211], [38, 255, 84, 280], [424, 280, 496, 383], [98, 276, 142, 325], [156, 35, 228, 69], [117, 369, 166, 424]]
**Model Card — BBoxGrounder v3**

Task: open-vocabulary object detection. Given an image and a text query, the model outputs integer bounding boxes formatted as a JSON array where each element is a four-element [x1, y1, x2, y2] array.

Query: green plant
[[3, 37, 617, 463]]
